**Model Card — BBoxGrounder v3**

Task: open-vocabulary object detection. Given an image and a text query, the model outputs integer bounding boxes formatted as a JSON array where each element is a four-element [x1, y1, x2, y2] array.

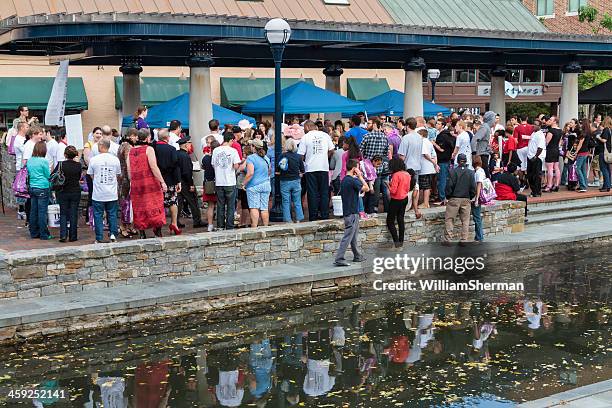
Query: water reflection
[[0, 250, 610, 407]]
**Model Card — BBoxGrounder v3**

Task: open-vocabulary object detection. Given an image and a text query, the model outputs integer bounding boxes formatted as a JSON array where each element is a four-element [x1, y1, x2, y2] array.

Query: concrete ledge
[[517, 379, 612, 407], [0, 201, 524, 300]]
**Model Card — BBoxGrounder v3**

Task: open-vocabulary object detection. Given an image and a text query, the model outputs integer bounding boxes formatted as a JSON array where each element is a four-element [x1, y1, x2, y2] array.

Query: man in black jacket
[[177, 136, 205, 229], [433, 119, 456, 205], [444, 153, 476, 244]]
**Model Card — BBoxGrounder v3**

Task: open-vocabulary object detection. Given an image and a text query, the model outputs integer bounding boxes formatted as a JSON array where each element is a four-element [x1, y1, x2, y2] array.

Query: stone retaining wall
[[1, 145, 17, 209], [0, 201, 524, 300]]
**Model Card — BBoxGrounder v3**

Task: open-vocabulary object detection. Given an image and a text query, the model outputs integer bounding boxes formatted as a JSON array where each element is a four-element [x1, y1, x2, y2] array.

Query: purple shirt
[[136, 117, 149, 130], [387, 131, 402, 159]]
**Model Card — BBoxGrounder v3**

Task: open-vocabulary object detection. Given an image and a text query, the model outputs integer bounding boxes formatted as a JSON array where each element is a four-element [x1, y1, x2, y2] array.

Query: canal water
[[0, 248, 610, 407]]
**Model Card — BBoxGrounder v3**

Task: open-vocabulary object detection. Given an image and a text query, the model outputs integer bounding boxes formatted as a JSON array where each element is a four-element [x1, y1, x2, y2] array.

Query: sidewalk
[[517, 379, 612, 407]]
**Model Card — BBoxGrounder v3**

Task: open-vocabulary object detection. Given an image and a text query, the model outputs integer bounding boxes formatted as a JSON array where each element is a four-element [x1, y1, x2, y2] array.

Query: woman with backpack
[[278, 138, 305, 223], [202, 137, 219, 232]]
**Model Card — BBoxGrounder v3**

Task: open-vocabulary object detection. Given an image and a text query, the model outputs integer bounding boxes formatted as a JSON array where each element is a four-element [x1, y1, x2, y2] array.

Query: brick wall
[[522, 0, 612, 35], [0, 201, 525, 300]]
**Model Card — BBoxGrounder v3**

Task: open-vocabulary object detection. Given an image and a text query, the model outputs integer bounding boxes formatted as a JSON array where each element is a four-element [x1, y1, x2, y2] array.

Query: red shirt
[[514, 123, 533, 149], [495, 182, 516, 201], [389, 171, 411, 200], [231, 141, 243, 160], [503, 136, 517, 154]]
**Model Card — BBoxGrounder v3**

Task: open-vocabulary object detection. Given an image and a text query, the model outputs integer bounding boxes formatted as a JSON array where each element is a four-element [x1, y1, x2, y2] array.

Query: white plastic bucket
[[47, 204, 61, 228], [332, 196, 343, 217]]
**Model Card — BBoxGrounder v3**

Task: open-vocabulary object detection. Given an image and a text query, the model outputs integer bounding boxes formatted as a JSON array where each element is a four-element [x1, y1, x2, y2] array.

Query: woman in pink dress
[[128, 130, 167, 238]]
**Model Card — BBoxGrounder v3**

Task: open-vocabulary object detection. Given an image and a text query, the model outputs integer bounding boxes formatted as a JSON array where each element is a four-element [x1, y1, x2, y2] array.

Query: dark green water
[[0, 249, 610, 407]]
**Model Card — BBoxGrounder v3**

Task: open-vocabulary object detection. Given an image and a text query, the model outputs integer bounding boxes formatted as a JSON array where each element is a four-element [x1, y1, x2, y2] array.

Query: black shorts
[[418, 174, 432, 190]]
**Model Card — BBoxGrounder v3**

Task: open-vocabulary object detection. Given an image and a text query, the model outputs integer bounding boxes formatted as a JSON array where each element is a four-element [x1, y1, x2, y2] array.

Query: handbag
[[50, 162, 65, 192], [605, 141, 612, 164], [479, 178, 497, 204], [204, 180, 216, 195], [7, 128, 17, 155], [12, 167, 30, 198]]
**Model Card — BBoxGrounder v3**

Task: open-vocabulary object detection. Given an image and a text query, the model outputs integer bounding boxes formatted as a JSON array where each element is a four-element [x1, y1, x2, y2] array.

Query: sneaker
[[353, 256, 367, 262], [359, 211, 368, 219], [588, 181, 600, 187], [334, 260, 350, 267], [17, 211, 26, 220], [110, 234, 116, 243], [94, 240, 101, 244], [207, 224, 214, 232], [578, 189, 587, 193]]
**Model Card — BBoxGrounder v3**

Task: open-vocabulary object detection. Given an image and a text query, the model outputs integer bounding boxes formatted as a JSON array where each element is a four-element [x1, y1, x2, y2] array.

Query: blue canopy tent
[[122, 92, 255, 128], [242, 81, 365, 114], [361, 89, 451, 117]]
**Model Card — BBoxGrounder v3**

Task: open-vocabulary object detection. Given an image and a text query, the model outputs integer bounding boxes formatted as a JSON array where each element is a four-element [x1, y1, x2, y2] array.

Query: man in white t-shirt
[[55, 130, 68, 163], [212, 132, 242, 230], [22, 126, 45, 167], [91, 125, 119, 157], [297, 120, 335, 221], [87, 139, 121, 243], [418, 128, 439, 208], [201, 118, 223, 148], [397, 118, 423, 175], [44, 129, 59, 171], [526, 121, 546, 197], [13, 122, 29, 172], [168, 120, 182, 150]]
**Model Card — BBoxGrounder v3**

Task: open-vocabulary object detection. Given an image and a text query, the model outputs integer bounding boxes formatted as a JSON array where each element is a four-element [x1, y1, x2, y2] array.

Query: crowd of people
[[6, 104, 612, 257]]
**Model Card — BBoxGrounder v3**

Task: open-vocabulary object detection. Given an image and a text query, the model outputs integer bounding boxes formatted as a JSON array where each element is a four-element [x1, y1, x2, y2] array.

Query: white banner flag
[[45, 59, 69, 126], [504, 81, 524, 99]]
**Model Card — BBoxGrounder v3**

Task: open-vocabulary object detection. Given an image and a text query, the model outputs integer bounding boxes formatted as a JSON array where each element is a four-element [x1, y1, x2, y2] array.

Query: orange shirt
[[389, 171, 411, 200]]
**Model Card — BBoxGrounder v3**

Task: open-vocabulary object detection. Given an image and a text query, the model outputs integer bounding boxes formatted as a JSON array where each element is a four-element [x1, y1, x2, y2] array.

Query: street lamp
[[428, 69, 440, 104], [265, 18, 291, 222], [264, 18, 291, 222]]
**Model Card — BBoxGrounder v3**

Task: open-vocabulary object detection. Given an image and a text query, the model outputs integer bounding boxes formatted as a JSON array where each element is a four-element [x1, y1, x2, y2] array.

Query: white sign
[[477, 85, 543, 98], [64, 114, 84, 150], [45, 59, 70, 126]]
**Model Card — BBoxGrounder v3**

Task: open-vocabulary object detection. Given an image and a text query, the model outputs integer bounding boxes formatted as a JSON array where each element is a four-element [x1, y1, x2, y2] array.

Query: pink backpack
[[12, 167, 29, 198], [361, 159, 377, 182]]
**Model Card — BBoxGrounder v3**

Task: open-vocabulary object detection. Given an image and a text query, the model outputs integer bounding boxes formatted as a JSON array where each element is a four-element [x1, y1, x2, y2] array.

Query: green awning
[[114, 77, 190, 110], [0, 77, 88, 110], [220, 77, 315, 108], [347, 78, 390, 101]]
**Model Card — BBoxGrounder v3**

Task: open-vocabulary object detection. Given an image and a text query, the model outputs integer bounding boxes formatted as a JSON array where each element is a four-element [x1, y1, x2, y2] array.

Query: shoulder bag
[[50, 161, 66, 191]]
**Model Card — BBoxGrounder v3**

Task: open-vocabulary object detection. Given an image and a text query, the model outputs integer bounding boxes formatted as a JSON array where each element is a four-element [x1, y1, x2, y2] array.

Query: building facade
[[522, 0, 612, 35]]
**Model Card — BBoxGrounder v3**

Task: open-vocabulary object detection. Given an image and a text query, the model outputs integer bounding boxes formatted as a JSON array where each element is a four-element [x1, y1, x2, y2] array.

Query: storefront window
[[454, 70, 476, 83], [523, 69, 542, 83], [544, 70, 561, 82], [478, 70, 491, 83], [437, 69, 453, 83], [508, 69, 521, 83]]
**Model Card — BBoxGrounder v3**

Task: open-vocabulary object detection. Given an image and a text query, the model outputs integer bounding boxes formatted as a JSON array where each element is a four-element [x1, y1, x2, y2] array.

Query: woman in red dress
[[128, 130, 167, 238]]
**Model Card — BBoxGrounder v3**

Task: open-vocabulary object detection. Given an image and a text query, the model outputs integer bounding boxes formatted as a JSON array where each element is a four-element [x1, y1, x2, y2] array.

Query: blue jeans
[[374, 176, 389, 213], [437, 162, 450, 201], [575, 155, 589, 190], [599, 153, 611, 189], [472, 204, 484, 242], [216, 185, 237, 229], [280, 179, 304, 222], [93, 200, 118, 242], [28, 187, 50, 239]]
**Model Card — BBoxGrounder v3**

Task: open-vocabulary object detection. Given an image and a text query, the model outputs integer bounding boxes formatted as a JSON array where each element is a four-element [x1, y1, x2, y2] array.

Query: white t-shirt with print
[[454, 131, 473, 168], [202, 132, 224, 147], [87, 152, 121, 202], [527, 130, 546, 160], [297, 130, 334, 173], [212, 145, 241, 186], [22, 139, 36, 162], [420, 138, 437, 175]]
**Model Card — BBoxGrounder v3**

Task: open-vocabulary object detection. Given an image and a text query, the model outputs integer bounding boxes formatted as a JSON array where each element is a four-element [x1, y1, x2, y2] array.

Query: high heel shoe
[[169, 224, 182, 235]]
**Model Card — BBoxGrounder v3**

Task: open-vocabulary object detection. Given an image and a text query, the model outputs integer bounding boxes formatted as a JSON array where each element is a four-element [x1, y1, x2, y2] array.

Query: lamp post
[[265, 18, 291, 222], [428, 69, 440, 104]]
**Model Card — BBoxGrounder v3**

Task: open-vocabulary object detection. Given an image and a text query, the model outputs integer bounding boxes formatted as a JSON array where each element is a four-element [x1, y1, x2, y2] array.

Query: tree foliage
[[506, 102, 553, 120], [578, 71, 612, 92], [578, 6, 612, 34]]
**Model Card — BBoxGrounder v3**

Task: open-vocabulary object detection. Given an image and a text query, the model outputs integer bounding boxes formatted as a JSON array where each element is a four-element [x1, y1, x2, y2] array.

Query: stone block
[[41, 284, 66, 296], [12, 265, 45, 280], [18, 287, 41, 298]]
